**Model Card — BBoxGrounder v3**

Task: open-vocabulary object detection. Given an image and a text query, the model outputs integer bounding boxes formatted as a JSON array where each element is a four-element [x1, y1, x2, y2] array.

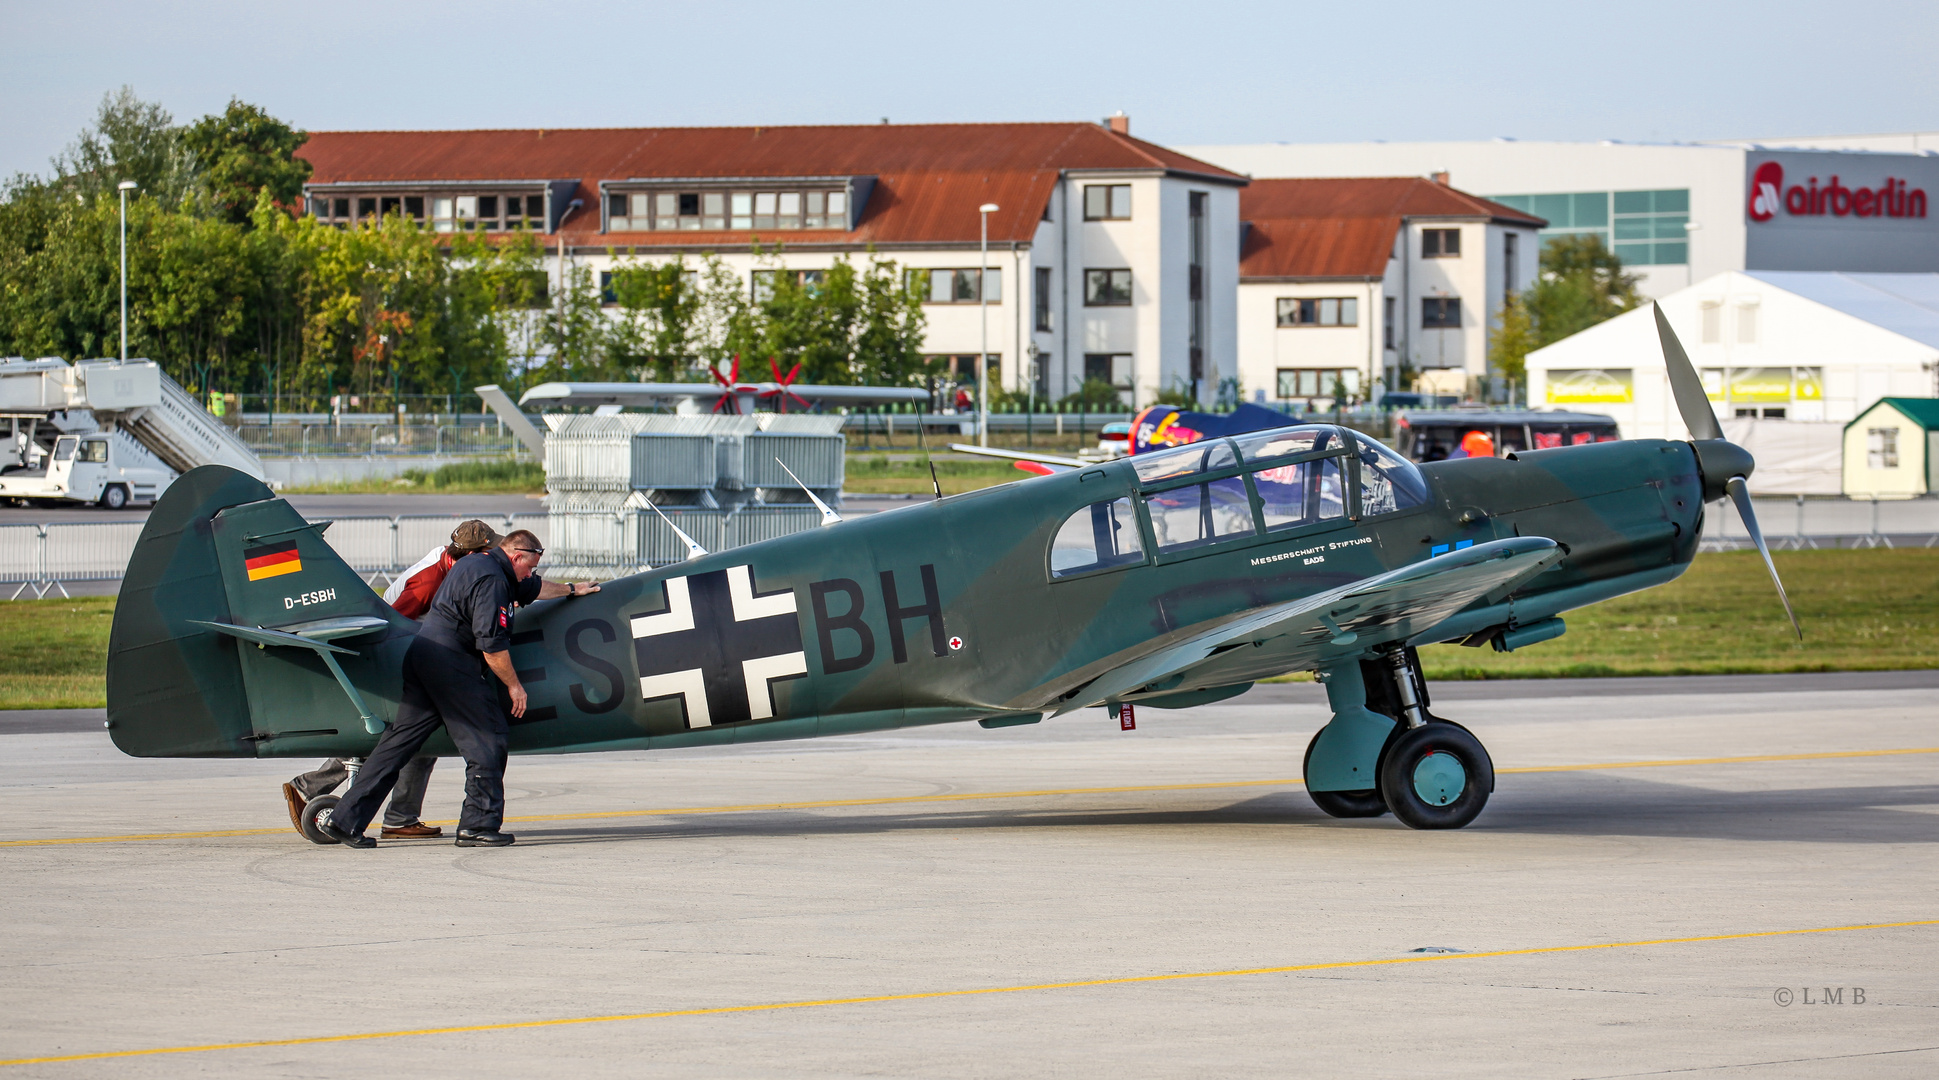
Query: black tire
[[300, 794, 343, 845], [1378, 723, 1494, 830], [1303, 728, 1388, 818], [99, 484, 128, 510]]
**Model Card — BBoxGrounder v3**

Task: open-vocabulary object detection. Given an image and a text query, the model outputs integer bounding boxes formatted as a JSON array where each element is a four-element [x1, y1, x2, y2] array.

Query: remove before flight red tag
[[1119, 704, 1136, 731]]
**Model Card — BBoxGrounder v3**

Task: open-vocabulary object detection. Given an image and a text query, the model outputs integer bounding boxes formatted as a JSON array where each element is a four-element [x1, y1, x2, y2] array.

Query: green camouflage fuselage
[[106, 429, 1702, 759]]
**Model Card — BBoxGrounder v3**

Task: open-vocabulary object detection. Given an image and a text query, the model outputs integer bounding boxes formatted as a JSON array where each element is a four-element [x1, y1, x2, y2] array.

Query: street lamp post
[[117, 181, 138, 361], [977, 202, 998, 448]]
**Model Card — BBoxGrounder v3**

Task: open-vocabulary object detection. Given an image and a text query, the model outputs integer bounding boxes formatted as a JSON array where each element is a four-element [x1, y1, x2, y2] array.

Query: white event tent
[[1526, 272, 1939, 493]]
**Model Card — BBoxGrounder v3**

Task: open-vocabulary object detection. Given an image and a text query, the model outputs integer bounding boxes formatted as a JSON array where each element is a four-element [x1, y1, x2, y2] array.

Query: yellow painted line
[[3, 746, 1935, 850], [4, 918, 1935, 1069], [1499, 746, 1939, 774]]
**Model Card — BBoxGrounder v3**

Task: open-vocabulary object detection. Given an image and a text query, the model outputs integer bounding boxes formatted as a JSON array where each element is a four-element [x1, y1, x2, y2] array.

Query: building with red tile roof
[[1234, 177, 1545, 405], [298, 121, 1246, 406]]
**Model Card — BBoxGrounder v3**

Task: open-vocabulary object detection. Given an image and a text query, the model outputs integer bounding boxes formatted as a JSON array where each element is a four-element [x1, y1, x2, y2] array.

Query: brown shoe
[[282, 783, 307, 833], [380, 822, 444, 839]]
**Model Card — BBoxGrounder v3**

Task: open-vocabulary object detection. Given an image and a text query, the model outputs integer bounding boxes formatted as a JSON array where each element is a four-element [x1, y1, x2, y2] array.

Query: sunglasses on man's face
[[512, 547, 544, 558]]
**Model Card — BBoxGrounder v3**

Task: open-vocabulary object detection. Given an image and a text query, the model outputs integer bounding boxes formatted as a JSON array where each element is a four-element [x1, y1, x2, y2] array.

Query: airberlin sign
[[1749, 161, 1927, 223]]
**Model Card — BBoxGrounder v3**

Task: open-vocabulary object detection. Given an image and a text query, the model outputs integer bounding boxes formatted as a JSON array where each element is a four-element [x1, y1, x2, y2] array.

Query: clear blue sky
[[4, 0, 1935, 179]]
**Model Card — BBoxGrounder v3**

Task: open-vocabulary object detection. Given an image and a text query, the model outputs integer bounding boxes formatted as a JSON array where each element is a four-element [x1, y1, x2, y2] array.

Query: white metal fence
[[2, 514, 548, 598], [1700, 496, 1939, 551]]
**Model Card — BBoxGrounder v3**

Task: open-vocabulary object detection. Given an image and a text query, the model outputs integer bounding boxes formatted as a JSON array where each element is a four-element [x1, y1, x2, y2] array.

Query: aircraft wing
[[518, 382, 929, 408], [1047, 536, 1563, 715], [787, 385, 932, 405], [948, 444, 1085, 475]]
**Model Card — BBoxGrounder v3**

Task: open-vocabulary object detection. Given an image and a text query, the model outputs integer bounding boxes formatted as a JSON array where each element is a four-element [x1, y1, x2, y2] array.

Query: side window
[[1355, 435, 1430, 516], [1143, 475, 1254, 553], [80, 440, 110, 463], [1253, 458, 1345, 531], [53, 438, 77, 462], [1050, 497, 1145, 578]]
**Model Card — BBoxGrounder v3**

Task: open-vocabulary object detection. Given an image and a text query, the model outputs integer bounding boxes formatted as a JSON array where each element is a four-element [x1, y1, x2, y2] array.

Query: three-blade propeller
[[1651, 303, 1801, 639]]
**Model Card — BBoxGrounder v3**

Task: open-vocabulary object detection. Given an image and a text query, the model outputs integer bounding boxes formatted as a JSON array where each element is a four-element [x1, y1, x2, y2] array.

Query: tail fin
[[107, 465, 411, 757]]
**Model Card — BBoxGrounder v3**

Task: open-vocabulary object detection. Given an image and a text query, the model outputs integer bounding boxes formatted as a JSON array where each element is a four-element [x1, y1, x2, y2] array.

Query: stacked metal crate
[[542, 411, 845, 573]]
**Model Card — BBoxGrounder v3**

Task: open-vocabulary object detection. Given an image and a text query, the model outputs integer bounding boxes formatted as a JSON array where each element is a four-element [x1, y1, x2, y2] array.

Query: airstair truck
[[1, 356, 265, 507]]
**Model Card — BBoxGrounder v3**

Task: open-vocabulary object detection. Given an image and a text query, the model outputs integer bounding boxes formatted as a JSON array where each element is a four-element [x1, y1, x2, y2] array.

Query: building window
[[1488, 189, 1688, 266], [910, 268, 1000, 304], [1701, 302, 1722, 343], [1503, 232, 1518, 295], [314, 191, 536, 230], [1422, 228, 1461, 258], [1276, 369, 1359, 399], [1275, 297, 1358, 327], [1034, 267, 1053, 331], [1083, 353, 1133, 389], [607, 188, 843, 232], [1868, 428, 1900, 469], [1384, 297, 1395, 348], [1083, 184, 1131, 221], [1422, 297, 1461, 329], [751, 269, 826, 302], [1084, 268, 1133, 306], [1611, 189, 1690, 267]]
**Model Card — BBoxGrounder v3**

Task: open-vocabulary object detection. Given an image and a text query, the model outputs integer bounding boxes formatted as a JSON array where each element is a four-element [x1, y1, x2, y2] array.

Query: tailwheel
[[1303, 729, 1387, 818], [1378, 723, 1494, 830], [299, 794, 343, 845]]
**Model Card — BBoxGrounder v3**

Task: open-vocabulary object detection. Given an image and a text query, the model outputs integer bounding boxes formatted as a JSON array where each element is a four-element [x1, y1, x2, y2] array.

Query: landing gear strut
[[1306, 648, 1495, 830]]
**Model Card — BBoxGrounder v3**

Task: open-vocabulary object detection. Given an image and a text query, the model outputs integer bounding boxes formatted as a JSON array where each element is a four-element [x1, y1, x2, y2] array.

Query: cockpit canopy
[[1048, 426, 1430, 579]]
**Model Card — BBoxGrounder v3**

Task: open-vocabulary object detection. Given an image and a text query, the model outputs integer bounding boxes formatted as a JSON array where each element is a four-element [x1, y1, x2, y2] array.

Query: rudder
[[107, 465, 412, 757]]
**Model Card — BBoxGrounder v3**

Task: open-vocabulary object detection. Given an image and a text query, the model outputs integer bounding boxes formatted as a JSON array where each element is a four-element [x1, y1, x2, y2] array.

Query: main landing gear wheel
[[1303, 729, 1388, 818], [299, 794, 343, 845], [1378, 723, 1494, 830]]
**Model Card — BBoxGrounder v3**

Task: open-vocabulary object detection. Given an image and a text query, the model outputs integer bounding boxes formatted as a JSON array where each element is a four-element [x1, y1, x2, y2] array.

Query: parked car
[[0, 433, 173, 508]]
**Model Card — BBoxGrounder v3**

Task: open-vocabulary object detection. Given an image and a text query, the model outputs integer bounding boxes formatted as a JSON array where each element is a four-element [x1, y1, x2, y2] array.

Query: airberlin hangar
[[1185, 131, 1939, 300]]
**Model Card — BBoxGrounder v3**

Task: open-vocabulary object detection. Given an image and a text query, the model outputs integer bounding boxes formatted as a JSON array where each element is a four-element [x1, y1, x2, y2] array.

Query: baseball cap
[[450, 520, 503, 553]]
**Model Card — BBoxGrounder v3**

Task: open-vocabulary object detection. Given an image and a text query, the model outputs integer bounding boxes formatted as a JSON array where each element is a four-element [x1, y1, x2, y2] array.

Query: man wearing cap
[[279, 519, 501, 840], [321, 529, 599, 849]]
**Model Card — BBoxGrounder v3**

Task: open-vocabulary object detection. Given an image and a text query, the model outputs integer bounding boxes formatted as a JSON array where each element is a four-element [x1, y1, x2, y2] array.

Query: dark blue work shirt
[[416, 547, 542, 662]]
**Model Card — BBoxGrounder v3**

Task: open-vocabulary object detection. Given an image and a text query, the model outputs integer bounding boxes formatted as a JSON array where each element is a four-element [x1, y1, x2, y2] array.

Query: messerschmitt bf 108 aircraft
[[106, 306, 1797, 833]]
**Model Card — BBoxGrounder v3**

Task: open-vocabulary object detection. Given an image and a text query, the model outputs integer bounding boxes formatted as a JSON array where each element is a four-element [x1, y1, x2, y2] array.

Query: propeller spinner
[[1651, 303, 1801, 639]]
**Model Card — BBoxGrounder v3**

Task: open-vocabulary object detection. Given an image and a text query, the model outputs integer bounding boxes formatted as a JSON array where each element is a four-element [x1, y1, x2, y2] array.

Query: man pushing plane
[[280, 519, 503, 841], [316, 528, 599, 849]]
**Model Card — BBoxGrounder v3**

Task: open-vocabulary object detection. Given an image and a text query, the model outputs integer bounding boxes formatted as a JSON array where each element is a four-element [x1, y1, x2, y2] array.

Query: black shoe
[[454, 829, 515, 848], [316, 814, 376, 849]]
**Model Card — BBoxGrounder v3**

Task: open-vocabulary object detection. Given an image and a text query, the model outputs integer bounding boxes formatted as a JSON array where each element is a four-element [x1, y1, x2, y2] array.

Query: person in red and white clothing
[[280, 519, 503, 840]]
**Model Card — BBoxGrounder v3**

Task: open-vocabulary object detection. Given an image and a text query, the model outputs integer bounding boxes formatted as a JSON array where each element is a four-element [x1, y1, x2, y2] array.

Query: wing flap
[[1050, 537, 1562, 714]]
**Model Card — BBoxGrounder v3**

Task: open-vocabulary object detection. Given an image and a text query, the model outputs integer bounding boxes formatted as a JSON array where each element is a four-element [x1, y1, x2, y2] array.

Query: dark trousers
[[332, 638, 510, 836], [292, 756, 435, 827]]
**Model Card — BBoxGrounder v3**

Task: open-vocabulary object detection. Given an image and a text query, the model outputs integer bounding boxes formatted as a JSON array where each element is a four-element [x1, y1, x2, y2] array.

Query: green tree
[[183, 100, 313, 225], [52, 87, 196, 207], [608, 257, 701, 381], [1524, 233, 1642, 346], [1488, 290, 1537, 386], [1060, 377, 1125, 411]]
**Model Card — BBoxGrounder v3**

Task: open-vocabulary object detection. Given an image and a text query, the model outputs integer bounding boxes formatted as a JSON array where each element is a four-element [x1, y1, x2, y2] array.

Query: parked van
[[1395, 410, 1621, 462]]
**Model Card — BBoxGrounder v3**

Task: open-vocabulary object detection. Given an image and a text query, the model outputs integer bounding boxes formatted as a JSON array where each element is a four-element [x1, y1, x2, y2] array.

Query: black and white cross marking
[[631, 565, 806, 729]]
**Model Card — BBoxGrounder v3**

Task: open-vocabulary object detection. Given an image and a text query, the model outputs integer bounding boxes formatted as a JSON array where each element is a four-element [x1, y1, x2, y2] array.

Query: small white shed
[[1844, 397, 1939, 498]]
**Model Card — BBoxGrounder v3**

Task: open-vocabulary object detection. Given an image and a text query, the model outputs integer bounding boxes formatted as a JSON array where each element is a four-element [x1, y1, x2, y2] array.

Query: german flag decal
[[244, 542, 303, 582]]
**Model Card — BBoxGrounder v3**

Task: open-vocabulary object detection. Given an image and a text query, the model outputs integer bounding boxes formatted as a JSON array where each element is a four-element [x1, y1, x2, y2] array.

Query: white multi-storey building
[[1236, 177, 1543, 402], [1184, 137, 1939, 302], [298, 120, 1244, 408]]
